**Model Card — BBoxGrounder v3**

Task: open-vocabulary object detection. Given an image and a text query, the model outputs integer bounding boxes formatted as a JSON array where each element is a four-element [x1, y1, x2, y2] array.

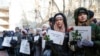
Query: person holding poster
[[2, 31, 15, 56], [34, 28, 42, 56], [70, 7, 100, 56], [47, 13, 70, 56], [14, 27, 22, 56]]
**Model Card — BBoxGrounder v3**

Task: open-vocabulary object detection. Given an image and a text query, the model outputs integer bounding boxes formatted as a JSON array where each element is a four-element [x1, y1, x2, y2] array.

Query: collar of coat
[[78, 20, 91, 26]]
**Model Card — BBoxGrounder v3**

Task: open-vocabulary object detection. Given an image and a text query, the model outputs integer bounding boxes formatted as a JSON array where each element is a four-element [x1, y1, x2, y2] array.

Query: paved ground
[[0, 51, 8, 56]]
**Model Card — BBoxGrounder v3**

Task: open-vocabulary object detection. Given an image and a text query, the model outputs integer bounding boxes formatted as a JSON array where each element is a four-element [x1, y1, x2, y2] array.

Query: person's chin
[[58, 26, 62, 28], [80, 20, 86, 22]]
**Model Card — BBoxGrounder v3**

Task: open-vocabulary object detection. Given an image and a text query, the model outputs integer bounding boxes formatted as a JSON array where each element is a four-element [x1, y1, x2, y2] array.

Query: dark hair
[[3, 31, 14, 37], [15, 27, 20, 30], [49, 17, 54, 22], [53, 13, 67, 31], [92, 18, 97, 24], [97, 21, 100, 26], [88, 10, 94, 19]]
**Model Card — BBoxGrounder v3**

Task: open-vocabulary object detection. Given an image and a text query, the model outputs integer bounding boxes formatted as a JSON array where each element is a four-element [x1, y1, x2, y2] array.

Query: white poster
[[34, 35, 39, 42], [69, 26, 91, 41], [47, 30, 65, 45], [42, 40, 46, 50], [20, 39, 30, 55], [2, 37, 12, 47], [12, 36, 18, 41]]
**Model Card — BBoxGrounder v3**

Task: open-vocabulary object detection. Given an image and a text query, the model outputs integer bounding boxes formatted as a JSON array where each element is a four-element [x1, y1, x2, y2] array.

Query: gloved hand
[[70, 41, 77, 45], [81, 39, 94, 47]]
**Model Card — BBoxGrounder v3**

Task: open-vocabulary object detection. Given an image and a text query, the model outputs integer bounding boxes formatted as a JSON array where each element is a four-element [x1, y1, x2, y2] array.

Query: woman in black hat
[[71, 7, 100, 56]]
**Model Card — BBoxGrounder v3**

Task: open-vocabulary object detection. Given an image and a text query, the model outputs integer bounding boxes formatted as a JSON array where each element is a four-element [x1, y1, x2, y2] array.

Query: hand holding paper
[[47, 30, 65, 45], [69, 26, 91, 42]]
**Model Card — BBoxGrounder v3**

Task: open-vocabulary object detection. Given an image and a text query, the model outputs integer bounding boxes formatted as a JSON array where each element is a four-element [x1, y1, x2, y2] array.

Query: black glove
[[81, 40, 94, 47], [70, 41, 77, 45]]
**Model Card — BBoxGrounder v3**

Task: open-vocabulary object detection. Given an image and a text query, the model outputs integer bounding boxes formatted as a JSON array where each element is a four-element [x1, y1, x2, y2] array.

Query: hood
[[74, 7, 89, 26]]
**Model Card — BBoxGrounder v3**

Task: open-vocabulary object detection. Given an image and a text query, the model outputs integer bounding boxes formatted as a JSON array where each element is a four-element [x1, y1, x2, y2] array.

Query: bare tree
[[52, 0, 61, 12], [35, 0, 52, 27], [63, 0, 65, 14], [34, 9, 43, 21], [88, 0, 93, 9]]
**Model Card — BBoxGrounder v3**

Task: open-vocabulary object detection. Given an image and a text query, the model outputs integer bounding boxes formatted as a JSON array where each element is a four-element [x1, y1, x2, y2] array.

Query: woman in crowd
[[69, 7, 100, 56], [47, 13, 70, 56]]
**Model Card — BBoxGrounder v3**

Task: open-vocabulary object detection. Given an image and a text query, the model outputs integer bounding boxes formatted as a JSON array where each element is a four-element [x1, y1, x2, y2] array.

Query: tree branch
[[63, 0, 65, 14], [52, 0, 61, 12]]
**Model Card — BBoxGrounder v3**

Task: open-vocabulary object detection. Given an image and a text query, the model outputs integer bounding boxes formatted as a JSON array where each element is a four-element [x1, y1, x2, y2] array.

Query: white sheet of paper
[[42, 40, 46, 50], [69, 31, 76, 41], [20, 39, 30, 55], [2, 37, 12, 47], [69, 26, 91, 41], [34, 36, 39, 42], [12, 36, 18, 41], [48, 30, 65, 45]]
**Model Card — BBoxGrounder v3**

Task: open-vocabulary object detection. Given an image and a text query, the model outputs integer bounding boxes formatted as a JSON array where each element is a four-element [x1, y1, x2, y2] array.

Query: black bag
[[10, 37, 17, 47]]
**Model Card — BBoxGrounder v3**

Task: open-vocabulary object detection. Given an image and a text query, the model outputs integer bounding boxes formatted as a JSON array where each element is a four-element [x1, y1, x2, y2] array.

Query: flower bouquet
[[44, 35, 50, 41]]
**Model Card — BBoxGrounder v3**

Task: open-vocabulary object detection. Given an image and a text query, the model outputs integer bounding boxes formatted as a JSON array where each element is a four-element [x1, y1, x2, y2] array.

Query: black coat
[[44, 32, 70, 56]]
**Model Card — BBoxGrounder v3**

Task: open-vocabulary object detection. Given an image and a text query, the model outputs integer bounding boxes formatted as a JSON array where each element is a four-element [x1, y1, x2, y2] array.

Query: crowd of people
[[0, 7, 100, 56]]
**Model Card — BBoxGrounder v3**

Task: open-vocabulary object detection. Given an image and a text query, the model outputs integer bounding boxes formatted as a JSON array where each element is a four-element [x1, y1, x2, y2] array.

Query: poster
[[12, 36, 18, 41], [2, 37, 12, 47], [34, 35, 39, 42], [20, 39, 30, 55], [42, 40, 46, 50], [69, 26, 91, 41], [47, 30, 65, 45]]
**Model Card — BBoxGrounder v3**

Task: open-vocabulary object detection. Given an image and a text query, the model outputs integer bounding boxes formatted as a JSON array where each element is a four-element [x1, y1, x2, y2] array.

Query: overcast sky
[[0, 0, 11, 7]]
